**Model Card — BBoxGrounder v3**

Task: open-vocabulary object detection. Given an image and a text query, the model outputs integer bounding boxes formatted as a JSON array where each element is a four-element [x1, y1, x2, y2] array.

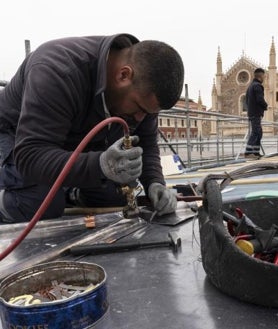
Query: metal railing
[[1, 79, 277, 169], [158, 107, 278, 169]]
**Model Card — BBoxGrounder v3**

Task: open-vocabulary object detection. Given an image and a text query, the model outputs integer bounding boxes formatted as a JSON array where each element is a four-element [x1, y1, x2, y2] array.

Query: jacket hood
[[95, 33, 139, 96]]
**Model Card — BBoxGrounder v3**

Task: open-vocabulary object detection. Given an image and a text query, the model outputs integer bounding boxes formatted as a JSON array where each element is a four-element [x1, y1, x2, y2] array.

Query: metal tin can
[[0, 261, 108, 329]]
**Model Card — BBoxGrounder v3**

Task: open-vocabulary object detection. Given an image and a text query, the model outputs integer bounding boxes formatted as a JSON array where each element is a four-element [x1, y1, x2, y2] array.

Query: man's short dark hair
[[130, 41, 184, 109], [254, 68, 265, 74]]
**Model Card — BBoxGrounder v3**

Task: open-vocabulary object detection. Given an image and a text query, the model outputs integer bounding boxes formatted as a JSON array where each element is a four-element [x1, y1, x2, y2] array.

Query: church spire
[[211, 79, 218, 115], [269, 36, 276, 68], [217, 46, 223, 75], [212, 79, 217, 96], [198, 91, 202, 110]]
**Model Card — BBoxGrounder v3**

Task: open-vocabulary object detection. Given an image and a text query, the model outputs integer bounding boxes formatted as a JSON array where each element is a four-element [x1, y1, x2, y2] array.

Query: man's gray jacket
[[0, 34, 165, 191]]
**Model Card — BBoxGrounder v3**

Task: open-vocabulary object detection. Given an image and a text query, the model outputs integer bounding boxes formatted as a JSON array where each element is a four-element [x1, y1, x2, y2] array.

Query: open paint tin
[[0, 261, 108, 329]]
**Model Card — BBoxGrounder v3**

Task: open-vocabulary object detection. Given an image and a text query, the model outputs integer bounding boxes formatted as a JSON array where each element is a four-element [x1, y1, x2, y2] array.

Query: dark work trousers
[[0, 136, 125, 223], [0, 153, 66, 223], [245, 116, 263, 156]]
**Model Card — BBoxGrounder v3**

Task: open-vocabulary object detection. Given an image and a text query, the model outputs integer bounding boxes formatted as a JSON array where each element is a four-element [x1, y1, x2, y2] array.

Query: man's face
[[256, 72, 265, 83], [108, 86, 160, 122], [105, 64, 160, 123]]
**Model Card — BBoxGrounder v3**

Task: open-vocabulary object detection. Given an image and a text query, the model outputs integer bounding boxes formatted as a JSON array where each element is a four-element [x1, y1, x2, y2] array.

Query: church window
[[237, 70, 250, 85], [239, 94, 247, 114]]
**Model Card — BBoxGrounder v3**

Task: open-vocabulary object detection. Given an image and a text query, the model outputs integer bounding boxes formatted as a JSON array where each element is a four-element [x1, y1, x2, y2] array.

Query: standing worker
[[244, 68, 268, 159], [0, 33, 184, 223]]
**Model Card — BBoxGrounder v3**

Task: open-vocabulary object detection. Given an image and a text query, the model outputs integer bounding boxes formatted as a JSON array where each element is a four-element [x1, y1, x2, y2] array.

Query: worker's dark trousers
[[245, 116, 263, 156], [0, 145, 125, 223], [0, 152, 66, 223]]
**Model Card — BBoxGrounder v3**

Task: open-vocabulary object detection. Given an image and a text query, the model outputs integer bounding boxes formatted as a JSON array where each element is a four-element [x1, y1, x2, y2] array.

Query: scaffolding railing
[[158, 107, 278, 169], [1, 80, 277, 169]]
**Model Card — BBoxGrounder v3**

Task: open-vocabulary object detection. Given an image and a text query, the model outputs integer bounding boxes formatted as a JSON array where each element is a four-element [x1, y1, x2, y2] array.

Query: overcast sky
[[1, 0, 277, 107]]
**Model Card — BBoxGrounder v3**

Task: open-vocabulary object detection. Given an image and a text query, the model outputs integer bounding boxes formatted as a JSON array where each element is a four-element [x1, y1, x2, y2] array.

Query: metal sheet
[[61, 220, 278, 329], [0, 213, 147, 280], [1, 204, 276, 328], [139, 202, 195, 226]]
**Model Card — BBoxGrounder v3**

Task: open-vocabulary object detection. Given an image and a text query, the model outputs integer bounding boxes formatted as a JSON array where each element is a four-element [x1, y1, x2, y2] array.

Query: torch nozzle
[[122, 135, 132, 150]]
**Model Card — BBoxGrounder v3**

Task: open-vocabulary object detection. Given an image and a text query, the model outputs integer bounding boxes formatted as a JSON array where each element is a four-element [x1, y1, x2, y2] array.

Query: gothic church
[[211, 38, 278, 136]]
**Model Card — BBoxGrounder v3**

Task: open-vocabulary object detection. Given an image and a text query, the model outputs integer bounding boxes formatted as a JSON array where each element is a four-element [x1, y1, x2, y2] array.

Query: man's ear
[[116, 65, 134, 86]]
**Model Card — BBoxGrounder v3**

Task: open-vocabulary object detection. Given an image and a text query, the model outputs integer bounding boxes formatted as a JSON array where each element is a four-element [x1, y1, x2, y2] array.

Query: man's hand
[[148, 183, 177, 216], [99, 136, 143, 185]]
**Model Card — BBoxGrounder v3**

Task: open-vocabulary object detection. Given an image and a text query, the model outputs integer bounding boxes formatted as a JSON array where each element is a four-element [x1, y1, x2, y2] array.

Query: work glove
[[148, 183, 177, 216], [99, 136, 143, 185]]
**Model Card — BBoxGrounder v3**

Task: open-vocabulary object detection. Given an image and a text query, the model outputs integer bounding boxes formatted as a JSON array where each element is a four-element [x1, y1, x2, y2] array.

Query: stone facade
[[212, 38, 278, 136]]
